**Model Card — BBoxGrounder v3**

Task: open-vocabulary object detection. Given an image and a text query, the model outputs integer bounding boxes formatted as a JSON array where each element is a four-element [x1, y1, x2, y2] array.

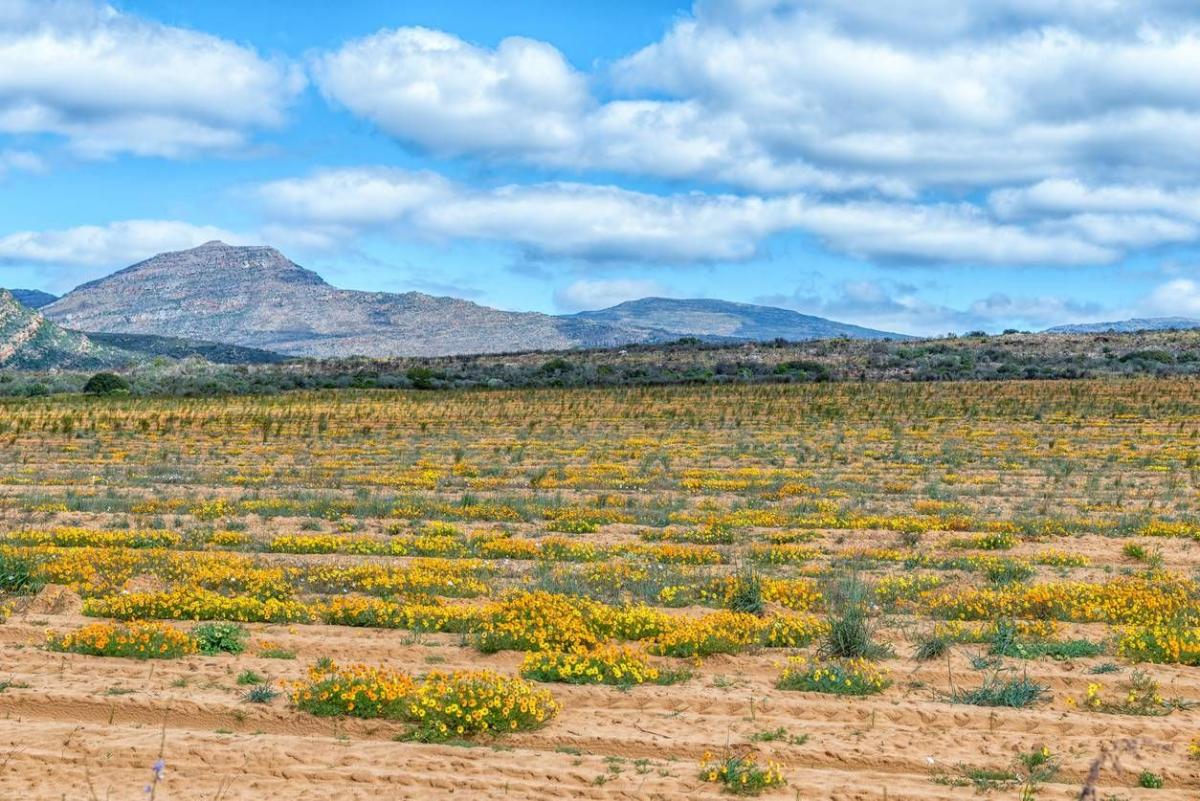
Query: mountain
[[1046, 317, 1200, 334], [8, 289, 57, 309], [45, 242, 651, 358], [573, 297, 906, 341], [44, 241, 907, 357], [0, 290, 134, 370]]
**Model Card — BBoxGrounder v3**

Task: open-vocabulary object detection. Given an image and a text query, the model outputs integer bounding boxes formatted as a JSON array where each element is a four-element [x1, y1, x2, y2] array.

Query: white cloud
[[259, 167, 1127, 266], [312, 27, 587, 157], [0, 148, 42, 177], [554, 278, 669, 311], [311, 7, 1200, 199], [415, 183, 807, 263], [0, 220, 245, 266], [991, 179, 1200, 220], [793, 201, 1115, 265], [1138, 278, 1200, 317], [759, 278, 1112, 336], [0, 0, 303, 158], [614, 6, 1200, 190], [259, 167, 454, 227]]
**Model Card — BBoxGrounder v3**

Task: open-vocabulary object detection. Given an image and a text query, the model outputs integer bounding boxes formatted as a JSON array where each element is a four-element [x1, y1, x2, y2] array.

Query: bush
[[728, 568, 765, 616], [820, 577, 893, 660], [0, 551, 41, 593], [405, 366, 436, 389], [948, 674, 1048, 708], [1138, 770, 1164, 789], [914, 633, 950, 661], [191, 621, 248, 654], [82, 372, 130, 395], [243, 683, 280, 704]]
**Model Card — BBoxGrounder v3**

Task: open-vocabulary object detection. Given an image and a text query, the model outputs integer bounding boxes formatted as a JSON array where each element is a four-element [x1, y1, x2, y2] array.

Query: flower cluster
[[290, 661, 558, 740], [698, 751, 787, 796], [520, 645, 668, 687], [47, 620, 195, 659], [776, 656, 891, 696]]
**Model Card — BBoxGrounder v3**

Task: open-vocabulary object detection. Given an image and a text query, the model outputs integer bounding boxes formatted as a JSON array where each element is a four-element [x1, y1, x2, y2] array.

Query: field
[[1, 380, 1200, 799]]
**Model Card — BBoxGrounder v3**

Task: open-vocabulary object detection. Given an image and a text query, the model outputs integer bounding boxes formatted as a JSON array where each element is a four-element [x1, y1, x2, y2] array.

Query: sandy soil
[[0, 607, 1195, 800]]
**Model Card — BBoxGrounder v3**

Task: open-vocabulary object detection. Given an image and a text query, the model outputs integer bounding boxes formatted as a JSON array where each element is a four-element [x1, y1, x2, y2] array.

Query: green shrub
[[728, 568, 765, 616], [191, 621, 248, 655], [0, 551, 41, 593], [82, 372, 131, 395], [948, 674, 1048, 708]]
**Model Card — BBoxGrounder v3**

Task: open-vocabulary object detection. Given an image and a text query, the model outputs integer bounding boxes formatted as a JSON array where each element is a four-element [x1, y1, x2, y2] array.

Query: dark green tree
[[82, 372, 131, 395]]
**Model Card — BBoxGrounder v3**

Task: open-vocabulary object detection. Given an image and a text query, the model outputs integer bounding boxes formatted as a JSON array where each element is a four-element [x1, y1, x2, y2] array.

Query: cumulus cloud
[[0, 0, 303, 158], [259, 167, 454, 229], [312, 27, 588, 157], [615, 5, 1200, 189], [991, 179, 1200, 220], [1138, 278, 1200, 318], [311, 6, 1200, 198], [303, 6, 1200, 276], [554, 278, 670, 311], [0, 220, 245, 266], [258, 167, 1128, 266]]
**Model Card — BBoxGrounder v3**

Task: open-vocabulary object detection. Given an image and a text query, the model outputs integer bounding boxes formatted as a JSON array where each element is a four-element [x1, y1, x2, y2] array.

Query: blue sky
[[2, 0, 1200, 335]]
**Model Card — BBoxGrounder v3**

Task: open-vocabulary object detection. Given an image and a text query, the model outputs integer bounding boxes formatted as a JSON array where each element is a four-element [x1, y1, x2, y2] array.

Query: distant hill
[[44, 242, 650, 357], [1045, 317, 1200, 334], [8, 289, 57, 309], [84, 332, 288, 365], [43, 242, 909, 357], [573, 297, 907, 341], [0, 290, 133, 370]]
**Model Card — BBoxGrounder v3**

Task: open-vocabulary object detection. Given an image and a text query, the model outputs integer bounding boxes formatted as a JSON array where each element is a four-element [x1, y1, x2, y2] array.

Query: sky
[[2, 1, 1200, 335]]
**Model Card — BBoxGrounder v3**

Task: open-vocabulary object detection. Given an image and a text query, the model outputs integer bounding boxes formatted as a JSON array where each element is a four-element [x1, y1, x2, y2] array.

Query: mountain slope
[[83, 332, 288, 364], [45, 242, 907, 357], [45, 242, 646, 358], [1046, 317, 1200, 334], [0, 290, 134, 370], [8, 289, 57, 309], [573, 297, 907, 341]]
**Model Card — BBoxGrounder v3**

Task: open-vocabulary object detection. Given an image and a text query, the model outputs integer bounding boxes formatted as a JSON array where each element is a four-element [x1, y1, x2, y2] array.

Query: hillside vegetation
[[5, 328, 1200, 396]]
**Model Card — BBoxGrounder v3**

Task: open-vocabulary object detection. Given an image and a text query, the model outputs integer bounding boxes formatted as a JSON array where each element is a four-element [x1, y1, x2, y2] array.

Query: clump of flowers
[[698, 750, 786, 796], [472, 591, 605, 653], [406, 669, 560, 740], [83, 588, 312, 624], [290, 661, 559, 741], [520, 645, 687, 687], [1118, 623, 1200, 665], [648, 611, 763, 658], [1076, 671, 1180, 716], [46, 620, 195, 659], [776, 656, 890, 696], [290, 661, 416, 718]]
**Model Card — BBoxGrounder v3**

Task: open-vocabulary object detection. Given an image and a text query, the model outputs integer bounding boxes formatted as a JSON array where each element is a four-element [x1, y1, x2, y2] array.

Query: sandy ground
[[0, 608, 1196, 800]]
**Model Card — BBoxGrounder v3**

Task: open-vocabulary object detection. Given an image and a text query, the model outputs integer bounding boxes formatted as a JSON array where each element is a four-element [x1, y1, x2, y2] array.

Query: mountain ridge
[[8, 289, 58, 309], [0, 289, 134, 370], [43, 241, 906, 357], [1045, 317, 1200, 334], [574, 297, 907, 341]]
